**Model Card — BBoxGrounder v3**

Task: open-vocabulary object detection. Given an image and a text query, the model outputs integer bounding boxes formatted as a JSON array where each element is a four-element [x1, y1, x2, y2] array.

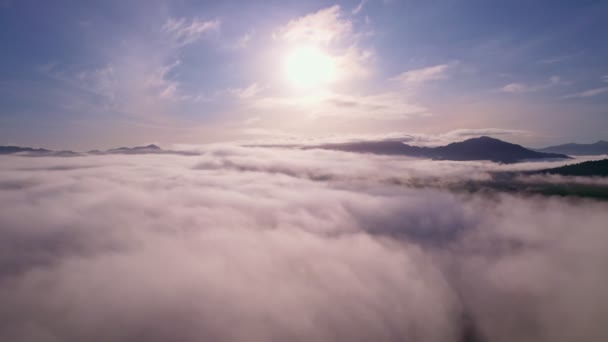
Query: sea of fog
[[1, 145, 607, 342]]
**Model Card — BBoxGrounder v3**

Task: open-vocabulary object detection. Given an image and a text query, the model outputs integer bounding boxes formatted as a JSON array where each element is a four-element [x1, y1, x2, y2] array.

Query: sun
[[284, 45, 337, 88]]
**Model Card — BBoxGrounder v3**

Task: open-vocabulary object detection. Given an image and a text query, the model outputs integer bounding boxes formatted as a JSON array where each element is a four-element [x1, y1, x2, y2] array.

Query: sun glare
[[284, 45, 337, 88]]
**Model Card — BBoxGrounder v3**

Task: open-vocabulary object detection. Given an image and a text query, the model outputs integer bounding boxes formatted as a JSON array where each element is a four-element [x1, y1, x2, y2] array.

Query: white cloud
[[549, 75, 562, 85], [352, 0, 368, 15], [602, 75, 608, 83], [242, 116, 261, 125], [163, 17, 221, 46], [392, 63, 454, 85], [502, 76, 565, 93], [36, 15, 228, 119], [145, 60, 181, 101], [324, 91, 428, 119], [502, 82, 530, 93], [234, 30, 254, 49], [231, 83, 264, 99], [539, 55, 572, 64], [333, 45, 374, 79], [254, 90, 428, 120], [1, 149, 608, 341], [273, 5, 372, 82], [442, 128, 530, 139], [564, 87, 608, 98], [38, 23, 216, 119], [235, 5, 382, 124], [274, 5, 352, 45]]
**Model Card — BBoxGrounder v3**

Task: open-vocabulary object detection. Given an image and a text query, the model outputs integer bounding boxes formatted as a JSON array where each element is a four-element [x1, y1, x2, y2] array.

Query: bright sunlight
[[284, 45, 337, 88]]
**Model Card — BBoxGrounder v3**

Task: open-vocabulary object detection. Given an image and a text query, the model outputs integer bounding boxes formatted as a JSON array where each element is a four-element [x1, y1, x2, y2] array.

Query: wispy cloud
[[274, 5, 351, 45], [352, 0, 368, 15], [242, 116, 261, 125], [501, 83, 529, 93], [38, 63, 117, 101], [443, 128, 530, 139], [391, 63, 455, 85], [162, 17, 221, 46], [273, 5, 373, 82], [139, 60, 182, 102], [324, 92, 428, 119], [502, 76, 564, 93], [34, 15, 226, 120], [254, 91, 428, 120], [564, 87, 608, 98], [231, 83, 264, 99], [539, 54, 573, 64], [234, 30, 254, 49]]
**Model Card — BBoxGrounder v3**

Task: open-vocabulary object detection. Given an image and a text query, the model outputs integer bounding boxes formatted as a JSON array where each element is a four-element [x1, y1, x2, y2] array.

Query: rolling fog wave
[[1, 147, 607, 342]]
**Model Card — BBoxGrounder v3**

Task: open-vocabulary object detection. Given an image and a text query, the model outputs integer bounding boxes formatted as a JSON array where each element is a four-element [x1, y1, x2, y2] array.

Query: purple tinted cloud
[[0, 148, 607, 341]]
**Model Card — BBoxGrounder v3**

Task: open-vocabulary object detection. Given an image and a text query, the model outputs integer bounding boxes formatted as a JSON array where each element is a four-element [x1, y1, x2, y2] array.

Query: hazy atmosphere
[[1, 0, 607, 149], [1, 1, 608, 342]]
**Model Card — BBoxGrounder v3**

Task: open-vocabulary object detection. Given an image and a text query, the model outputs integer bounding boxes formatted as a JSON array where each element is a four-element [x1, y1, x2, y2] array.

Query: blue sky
[[1, 0, 607, 149]]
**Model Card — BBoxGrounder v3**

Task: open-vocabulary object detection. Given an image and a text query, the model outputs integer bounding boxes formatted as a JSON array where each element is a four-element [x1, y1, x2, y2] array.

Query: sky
[[1, 0, 607, 150]]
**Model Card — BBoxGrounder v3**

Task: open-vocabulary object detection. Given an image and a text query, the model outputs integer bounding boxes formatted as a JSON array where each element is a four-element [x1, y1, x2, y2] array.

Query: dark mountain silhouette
[[101, 144, 198, 156], [107, 144, 162, 153], [107, 144, 161, 152], [307, 140, 432, 156], [0, 144, 201, 156], [310, 136, 571, 163], [0, 146, 80, 156], [432, 136, 571, 162], [0, 144, 165, 156], [0, 146, 51, 154], [533, 159, 608, 177], [537, 140, 608, 155]]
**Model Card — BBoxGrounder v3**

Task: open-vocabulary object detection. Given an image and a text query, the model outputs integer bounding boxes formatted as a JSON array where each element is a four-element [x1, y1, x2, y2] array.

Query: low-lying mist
[[1, 146, 607, 342]]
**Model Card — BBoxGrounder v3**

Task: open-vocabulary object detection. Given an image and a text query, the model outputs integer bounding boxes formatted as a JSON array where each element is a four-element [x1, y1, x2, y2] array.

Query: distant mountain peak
[[0, 145, 81, 156], [309, 136, 570, 163], [107, 144, 163, 153], [0, 146, 52, 155], [472, 135, 499, 141], [539, 140, 608, 155], [130, 144, 161, 150], [447, 136, 509, 146]]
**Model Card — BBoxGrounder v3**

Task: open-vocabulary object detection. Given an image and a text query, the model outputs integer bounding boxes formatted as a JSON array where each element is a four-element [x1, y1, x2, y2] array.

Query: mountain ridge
[[107, 144, 162, 154], [1, 138, 574, 162], [532, 159, 608, 177], [1, 144, 163, 156], [537, 141, 608, 155], [309, 136, 571, 163]]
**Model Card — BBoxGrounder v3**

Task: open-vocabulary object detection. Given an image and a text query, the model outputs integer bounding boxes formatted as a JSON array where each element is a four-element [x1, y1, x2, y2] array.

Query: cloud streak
[[502, 76, 564, 93], [391, 62, 458, 86], [564, 86, 608, 98], [352, 0, 368, 15], [163, 17, 221, 46], [392, 63, 453, 85], [253, 91, 428, 120]]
